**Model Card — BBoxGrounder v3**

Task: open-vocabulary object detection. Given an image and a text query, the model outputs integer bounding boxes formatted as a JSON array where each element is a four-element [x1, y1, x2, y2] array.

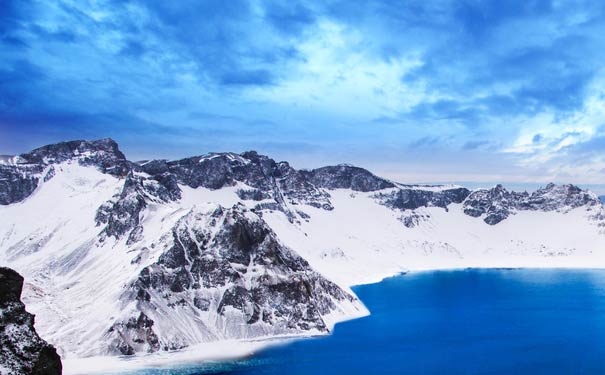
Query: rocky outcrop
[[0, 138, 131, 205], [375, 187, 470, 211], [0, 267, 62, 375], [107, 204, 361, 355], [0, 164, 44, 205], [96, 172, 181, 241], [305, 164, 395, 192], [463, 183, 601, 225], [20, 138, 130, 177]]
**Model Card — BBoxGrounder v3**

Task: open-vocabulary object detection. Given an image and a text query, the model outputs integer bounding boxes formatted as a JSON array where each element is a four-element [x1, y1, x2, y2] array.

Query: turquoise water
[[125, 269, 605, 374]]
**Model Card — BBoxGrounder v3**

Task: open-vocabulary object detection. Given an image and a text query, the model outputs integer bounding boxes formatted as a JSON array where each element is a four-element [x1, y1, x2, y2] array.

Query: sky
[[1, 0, 605, 187]]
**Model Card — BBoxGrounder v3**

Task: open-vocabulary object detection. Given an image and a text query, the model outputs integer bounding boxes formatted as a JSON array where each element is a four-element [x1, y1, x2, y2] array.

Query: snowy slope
[[1, 138, 604, 373], [263, 189, 605, 286], [0, 163, 365, 358]]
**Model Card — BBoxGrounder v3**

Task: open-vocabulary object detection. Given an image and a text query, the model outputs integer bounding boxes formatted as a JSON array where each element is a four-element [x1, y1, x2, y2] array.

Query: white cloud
[[248, 19, 427, 119]]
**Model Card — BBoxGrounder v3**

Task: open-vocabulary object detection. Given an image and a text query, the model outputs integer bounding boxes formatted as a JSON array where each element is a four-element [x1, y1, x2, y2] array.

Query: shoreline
[[63, 336, 304, 375], [63, 265, 605, 374]]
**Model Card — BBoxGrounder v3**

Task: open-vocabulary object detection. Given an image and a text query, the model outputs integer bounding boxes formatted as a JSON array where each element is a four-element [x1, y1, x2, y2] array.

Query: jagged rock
[[0, 267, 62, 375], [236, 188, 271, 201], [463, 183, 601, 225], [107, 204, 360, 355], [21, 138, 131, 177], [525, 183, 599, 211], [0, 164, 43, 205], [96, 172, 181, 240], [376, 187, 470, 211], [462, 185, 527, 224], [0, 138, 131, 205], [166, 151, 333, 213], [305, 164, 395, 192]]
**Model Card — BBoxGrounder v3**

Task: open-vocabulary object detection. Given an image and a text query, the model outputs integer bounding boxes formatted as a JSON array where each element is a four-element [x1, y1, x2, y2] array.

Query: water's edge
[[64, 267, 605, 375]]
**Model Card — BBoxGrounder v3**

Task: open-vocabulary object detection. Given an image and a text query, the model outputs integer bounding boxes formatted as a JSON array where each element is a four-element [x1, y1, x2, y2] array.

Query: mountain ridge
[[2, 138, 600, 224], [1, 138, 604, 370]]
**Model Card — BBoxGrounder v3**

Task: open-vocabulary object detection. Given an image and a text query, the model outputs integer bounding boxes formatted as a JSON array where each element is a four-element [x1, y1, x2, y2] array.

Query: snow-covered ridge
[[0, 138, 604, 373]]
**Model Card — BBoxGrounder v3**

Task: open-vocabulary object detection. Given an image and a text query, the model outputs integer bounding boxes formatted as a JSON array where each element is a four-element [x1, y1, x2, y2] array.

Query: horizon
[[2, 1, 605, 187]]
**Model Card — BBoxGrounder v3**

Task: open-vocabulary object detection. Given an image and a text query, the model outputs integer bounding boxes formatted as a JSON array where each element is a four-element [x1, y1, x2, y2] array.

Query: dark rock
[[111, 204, 358, 354], [462, 183, 600, 225], [462, 185, 526, 224], [305, 164, 395, 192], [0, 138, 132, 205], [0, 164, 42, 205], [166, 152, 333, 213], [108, 312, 160, 355], [96, 172, 181, 240], [236, 188, 270, 201], [0, 267, 62, 374], [21, 138, 131, 177], [376, 187, 470, 211]]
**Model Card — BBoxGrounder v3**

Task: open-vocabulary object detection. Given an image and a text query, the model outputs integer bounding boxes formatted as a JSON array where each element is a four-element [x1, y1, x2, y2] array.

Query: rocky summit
[[0, 267, 62, 375]]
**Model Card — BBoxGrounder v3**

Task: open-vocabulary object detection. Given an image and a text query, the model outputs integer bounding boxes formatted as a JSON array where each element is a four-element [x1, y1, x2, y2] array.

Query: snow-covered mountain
[[1, 138, 604, 368]]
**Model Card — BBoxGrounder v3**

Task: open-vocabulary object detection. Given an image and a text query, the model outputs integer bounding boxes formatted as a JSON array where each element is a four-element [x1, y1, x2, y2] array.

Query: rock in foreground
[[0, 267, 62, 375]]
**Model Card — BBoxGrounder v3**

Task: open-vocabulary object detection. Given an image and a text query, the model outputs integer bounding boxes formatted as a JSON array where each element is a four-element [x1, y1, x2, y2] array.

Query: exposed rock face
[[0, 138, 130, 206], [20, 138, 130, 177], [463, 183, 601, 224], [0, 164, 43, 205], [96, 172, 181, 241], [163, 151, 333, 214], [107, 204, 359, 355], [375, 187, 470, 211], [305, 164, 395, 192], [463, 185, 528, 224], [526, 183, 599, 211], [0, 267, 62, 375]]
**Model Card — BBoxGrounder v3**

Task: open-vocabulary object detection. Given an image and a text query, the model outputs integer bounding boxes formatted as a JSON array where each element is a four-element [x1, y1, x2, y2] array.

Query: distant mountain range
[[1, 139, 604, 369]]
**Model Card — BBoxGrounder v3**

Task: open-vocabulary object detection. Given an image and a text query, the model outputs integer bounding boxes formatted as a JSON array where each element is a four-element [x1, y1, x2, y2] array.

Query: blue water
[[127, 269, 605, 374]]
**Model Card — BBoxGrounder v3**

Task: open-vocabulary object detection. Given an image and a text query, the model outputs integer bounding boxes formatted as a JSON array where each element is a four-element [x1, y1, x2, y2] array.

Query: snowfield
[[1, 144, 604, 374]]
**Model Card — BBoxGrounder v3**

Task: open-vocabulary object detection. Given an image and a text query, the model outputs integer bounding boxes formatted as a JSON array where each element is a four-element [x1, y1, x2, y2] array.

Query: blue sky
[[1, 0, 605, 186]]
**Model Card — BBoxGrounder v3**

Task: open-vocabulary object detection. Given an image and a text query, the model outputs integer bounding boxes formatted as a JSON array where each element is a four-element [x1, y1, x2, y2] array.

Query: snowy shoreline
[[63, 264, 605, 374], [62, 312, 369, 375], [2, 148, 603, 373]]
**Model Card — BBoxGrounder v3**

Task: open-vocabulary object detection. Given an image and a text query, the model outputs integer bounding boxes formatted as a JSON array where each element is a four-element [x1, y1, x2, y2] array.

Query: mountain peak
[[308, 164, 395, 192], [18, 138, 129, 176], [21, 138, 124, 163]]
